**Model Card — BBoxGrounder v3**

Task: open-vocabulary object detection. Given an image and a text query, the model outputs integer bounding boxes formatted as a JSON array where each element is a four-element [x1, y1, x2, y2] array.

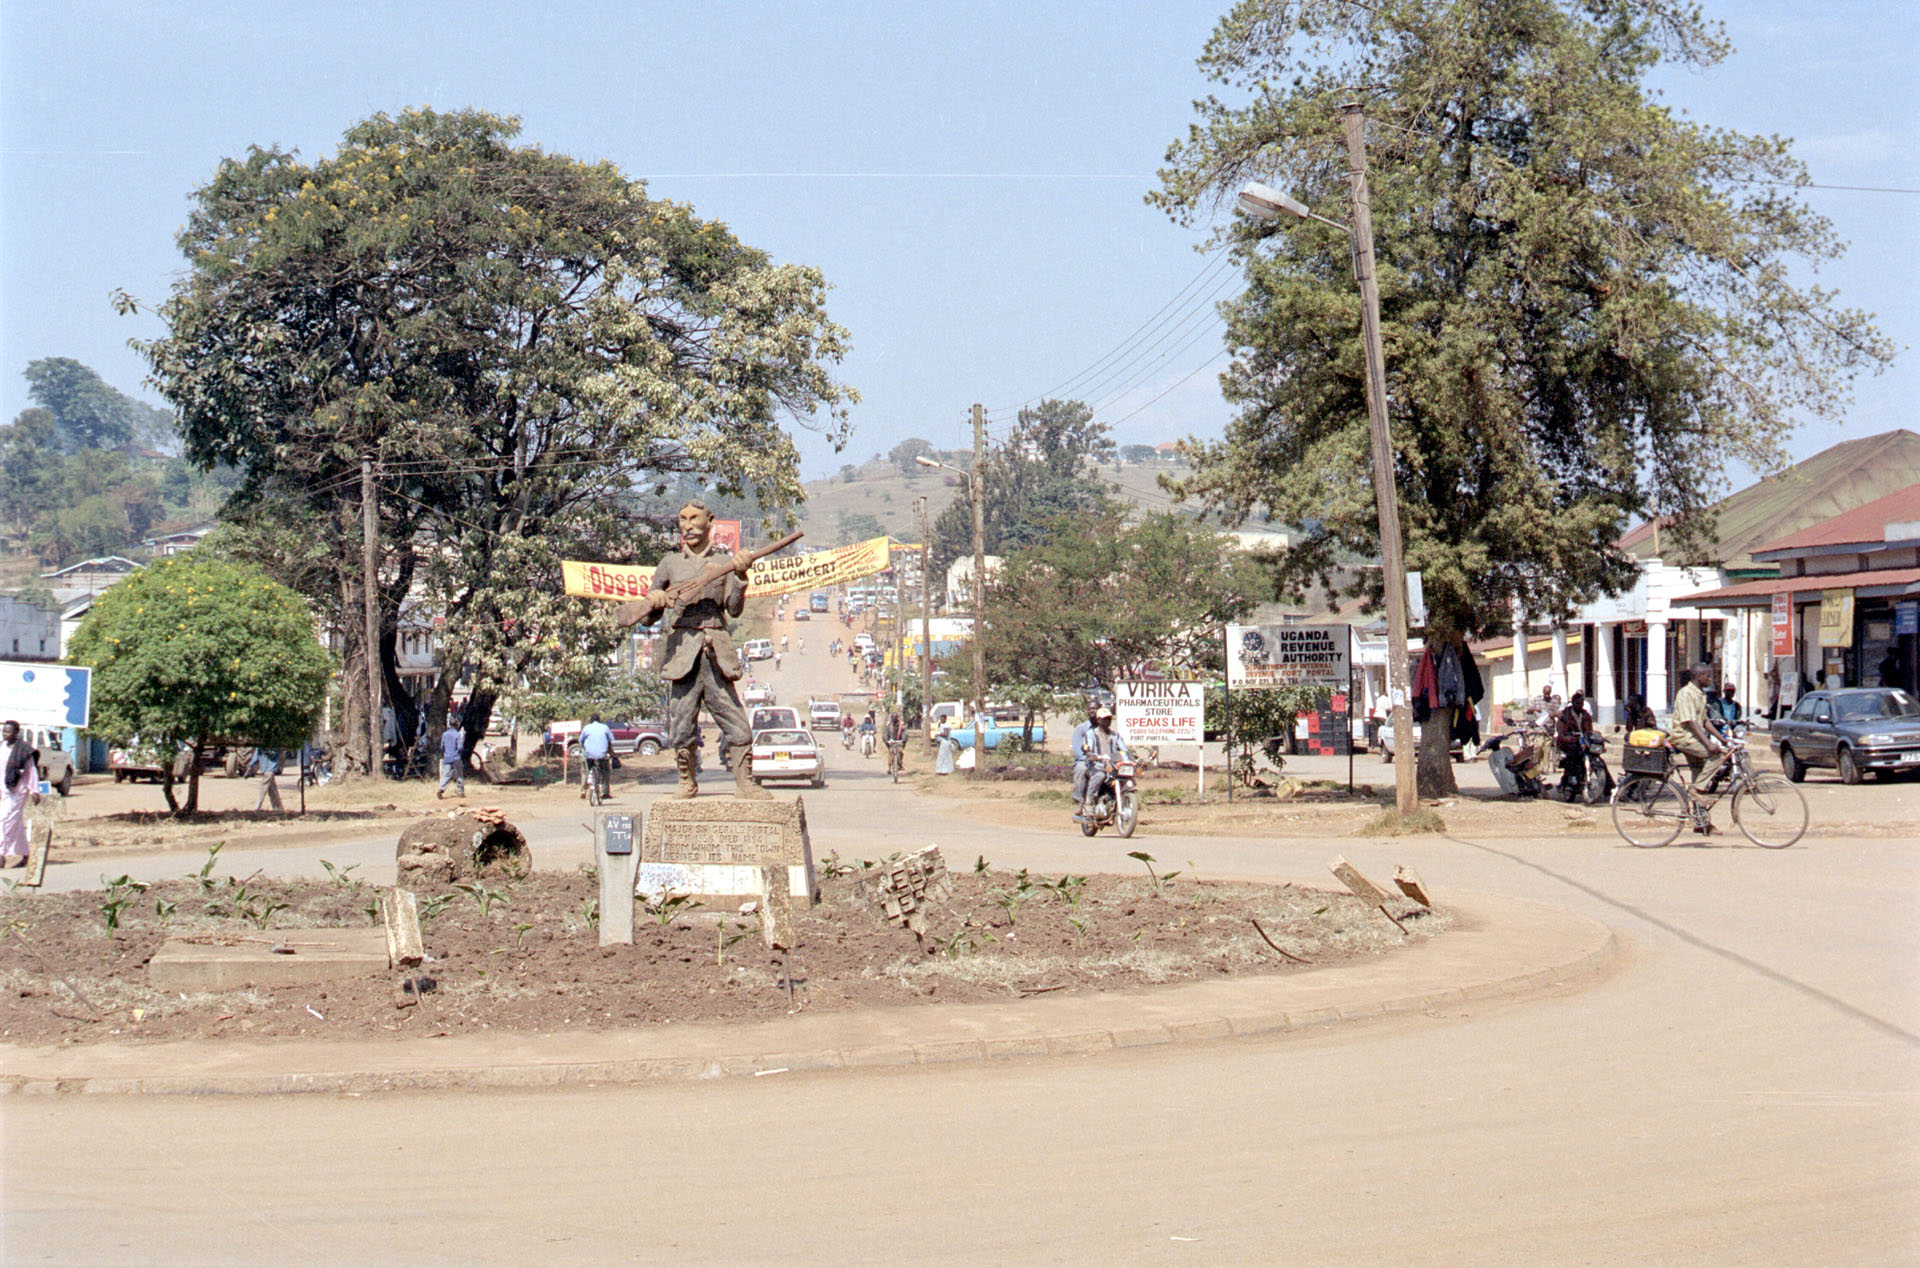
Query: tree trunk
[[1417, 707, 1459, 797], [183, 735, 205, 813], [160, 761, 180, 815]]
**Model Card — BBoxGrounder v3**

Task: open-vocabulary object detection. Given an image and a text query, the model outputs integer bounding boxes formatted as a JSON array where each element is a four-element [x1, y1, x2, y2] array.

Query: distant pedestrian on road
[[438, 724, 466, 799], [1, 720, 38, 868], [252, 747, 285, 813]]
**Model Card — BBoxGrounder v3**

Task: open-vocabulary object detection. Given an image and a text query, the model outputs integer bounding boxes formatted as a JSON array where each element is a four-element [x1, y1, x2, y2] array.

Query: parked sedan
[[750, 728, 825, 788], [1772, 688, 1920, 783]]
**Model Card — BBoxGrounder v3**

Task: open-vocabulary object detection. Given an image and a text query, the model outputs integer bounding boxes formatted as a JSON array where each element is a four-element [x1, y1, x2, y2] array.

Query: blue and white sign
[[0, 662, 91, 729], [1897, 601, 1919, 637]]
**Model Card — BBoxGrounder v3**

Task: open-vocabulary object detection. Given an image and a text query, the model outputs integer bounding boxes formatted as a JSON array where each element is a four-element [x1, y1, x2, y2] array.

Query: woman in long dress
[[1, 720, 39, 867], [933, 725, 957, 776]]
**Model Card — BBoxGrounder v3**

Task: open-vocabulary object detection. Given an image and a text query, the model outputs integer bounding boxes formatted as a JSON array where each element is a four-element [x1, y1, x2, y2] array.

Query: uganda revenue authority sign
[[1225, 624, 1351, 689], [1115, 681, 1203, 746]]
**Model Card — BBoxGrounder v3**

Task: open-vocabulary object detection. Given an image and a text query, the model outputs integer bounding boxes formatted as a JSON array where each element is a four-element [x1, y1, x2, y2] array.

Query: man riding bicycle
[[579, 713, 614, 801], [883, 710, 908, 773], [1669, 664, 1730, 830]]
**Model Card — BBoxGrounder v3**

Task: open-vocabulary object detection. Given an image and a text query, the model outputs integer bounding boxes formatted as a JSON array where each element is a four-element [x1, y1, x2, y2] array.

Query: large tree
[[972, 506, 1266, 708], [929, 398, 1117, 578], [1154, 0, 1892, 792], [130, 108, 854, 773], [67, 555, 333, 815]]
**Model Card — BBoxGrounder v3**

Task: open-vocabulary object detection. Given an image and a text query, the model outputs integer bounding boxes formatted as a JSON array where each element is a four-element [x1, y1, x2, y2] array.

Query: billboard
[[1114, 680, 1204, 746], [1225, 624, 1351, 689], [0, 662, 91, 729], [562, 536, 892, 603], [1770, 591, 1794, 658]]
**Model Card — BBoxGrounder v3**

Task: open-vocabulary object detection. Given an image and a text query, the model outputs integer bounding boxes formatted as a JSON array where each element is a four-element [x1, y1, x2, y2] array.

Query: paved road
[[8, 616, 1918, 1264]]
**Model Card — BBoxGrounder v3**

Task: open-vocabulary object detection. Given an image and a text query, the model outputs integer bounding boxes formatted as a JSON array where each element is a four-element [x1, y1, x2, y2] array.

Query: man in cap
[[1074, 704, 1129, 822]]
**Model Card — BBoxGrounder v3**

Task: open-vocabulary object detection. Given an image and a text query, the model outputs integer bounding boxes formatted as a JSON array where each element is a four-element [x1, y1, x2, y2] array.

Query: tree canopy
[[130, 107, 856, 770], [970, 506, 1265, 699], [1153, 0, 1892, 639], [929, 399, 1118, 578], [66, 555, 333, 814]]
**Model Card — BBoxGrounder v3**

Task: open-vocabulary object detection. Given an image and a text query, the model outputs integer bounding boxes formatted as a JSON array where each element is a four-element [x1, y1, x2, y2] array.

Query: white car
[[853, 633, 876, 653], [751, 728, 824, 788], [808, 699, 842, 731], [751, 706, 804, 733], [742, 683, 776, 707]]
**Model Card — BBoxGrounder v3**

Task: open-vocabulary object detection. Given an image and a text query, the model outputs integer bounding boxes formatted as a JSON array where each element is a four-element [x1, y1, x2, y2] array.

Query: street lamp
[[916, 450, 988, 759], [1236, 105, 1418, 817]]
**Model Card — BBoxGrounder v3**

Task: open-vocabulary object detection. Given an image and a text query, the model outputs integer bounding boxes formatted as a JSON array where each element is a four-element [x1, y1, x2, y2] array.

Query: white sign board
[[0, 662, 91, 729], [1226, 624, 1351, 689], [1114, 680, 1204, 746]]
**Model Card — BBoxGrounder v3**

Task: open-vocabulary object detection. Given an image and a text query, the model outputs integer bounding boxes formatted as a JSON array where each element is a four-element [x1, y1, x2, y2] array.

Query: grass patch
[[1357, 808, 1448, 835]]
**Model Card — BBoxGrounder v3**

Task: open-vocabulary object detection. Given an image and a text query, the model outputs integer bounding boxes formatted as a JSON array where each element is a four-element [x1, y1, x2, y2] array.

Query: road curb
[[0, 891, 1617, 1096]]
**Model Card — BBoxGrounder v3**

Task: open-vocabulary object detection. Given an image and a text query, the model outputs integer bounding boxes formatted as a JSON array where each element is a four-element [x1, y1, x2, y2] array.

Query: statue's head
[[678, 500, 715, 552]]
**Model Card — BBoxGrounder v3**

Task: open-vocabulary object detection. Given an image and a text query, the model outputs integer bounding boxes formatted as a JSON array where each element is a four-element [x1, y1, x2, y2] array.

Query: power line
[[982, 248, 1235, 416]]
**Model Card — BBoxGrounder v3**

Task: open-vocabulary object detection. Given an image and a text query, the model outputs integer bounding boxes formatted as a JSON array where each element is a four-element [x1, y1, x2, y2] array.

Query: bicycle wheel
[[1612, 775, 1687, 847], [1732, 774, 1808, 849]]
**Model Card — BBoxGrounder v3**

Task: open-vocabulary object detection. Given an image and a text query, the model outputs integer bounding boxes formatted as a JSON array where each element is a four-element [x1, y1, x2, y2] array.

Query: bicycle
[[1610, 726, 1807, 848], [581, 754, 611, 806], [886, 738, 906, 782]]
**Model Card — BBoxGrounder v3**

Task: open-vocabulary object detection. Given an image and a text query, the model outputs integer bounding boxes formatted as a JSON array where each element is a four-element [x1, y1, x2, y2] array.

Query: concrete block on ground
[[148, 928, 390, 993]]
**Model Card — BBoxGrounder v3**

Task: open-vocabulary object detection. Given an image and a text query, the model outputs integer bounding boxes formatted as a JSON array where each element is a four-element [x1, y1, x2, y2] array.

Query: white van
[[744, 638, 776, 661], [808, 699, 842, 732]]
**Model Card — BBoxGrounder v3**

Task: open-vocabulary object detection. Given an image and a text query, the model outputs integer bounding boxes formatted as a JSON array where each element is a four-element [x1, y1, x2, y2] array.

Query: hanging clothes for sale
[[1437, 642, 1468, 709], [1411, 647, 1438, 723]]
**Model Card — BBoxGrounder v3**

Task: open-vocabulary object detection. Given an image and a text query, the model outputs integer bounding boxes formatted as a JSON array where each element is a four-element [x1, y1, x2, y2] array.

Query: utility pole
[[970, 403, 988, 761], [361, 458, 383, 781], [892, 543, 907, 718], [916, 496, 933, 744], [1342, 103, 1418, 818]]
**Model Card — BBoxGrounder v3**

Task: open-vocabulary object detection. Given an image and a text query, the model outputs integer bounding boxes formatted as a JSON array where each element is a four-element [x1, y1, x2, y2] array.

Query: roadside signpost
[[1116, 680, 1205, 798]]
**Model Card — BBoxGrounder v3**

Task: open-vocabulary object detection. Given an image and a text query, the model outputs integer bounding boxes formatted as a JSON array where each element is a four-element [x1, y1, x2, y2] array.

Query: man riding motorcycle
[[1073, 706, 1128, 822], [857, 710, 877, 757]]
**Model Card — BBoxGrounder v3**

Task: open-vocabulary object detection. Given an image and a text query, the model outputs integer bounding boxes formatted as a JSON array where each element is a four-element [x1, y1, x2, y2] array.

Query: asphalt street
[[6, 615, 1917, 1265]]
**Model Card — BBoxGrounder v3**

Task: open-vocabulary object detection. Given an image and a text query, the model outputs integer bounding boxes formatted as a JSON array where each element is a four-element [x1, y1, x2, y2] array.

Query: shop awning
[[1676, 566, 1920, 608]]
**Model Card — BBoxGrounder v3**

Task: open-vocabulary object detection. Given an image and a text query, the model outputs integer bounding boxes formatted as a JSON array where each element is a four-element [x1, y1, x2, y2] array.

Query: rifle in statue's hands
[[613, 530, 805, 627]]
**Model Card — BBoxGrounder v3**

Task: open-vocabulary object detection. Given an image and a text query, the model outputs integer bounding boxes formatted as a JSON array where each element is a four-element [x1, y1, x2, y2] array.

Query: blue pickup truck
[[943, 717, 1046, 750]]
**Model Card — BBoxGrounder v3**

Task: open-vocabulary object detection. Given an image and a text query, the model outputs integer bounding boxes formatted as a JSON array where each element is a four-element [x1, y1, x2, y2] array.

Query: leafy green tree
[[1121, 444, 1158, 464], [24, 358, 139, 451], [973, 506, 1265, 705], [930, 399, 1118, 576], [67, 555, 333, 814], [0, 408, 59, 534], [129, 107, 854, 774], [838, 512, 886, 542], [1154, 0, 1893, 792], [889, 437, 936, 475], [505, 668, 668, 734]]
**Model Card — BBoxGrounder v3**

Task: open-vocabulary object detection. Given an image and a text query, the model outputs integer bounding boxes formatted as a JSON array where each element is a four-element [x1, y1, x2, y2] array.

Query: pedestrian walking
[[438, 723, 467, 798], [252, 747, 285, 812], [0, 720, 38, 867]]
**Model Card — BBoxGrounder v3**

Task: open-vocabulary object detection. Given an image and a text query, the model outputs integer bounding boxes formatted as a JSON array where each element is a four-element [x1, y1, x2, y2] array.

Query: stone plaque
[[639, 797, 816, 908]]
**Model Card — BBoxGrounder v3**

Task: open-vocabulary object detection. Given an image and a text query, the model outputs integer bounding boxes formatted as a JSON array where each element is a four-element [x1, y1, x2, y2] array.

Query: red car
[[545, 719, 671, 757]]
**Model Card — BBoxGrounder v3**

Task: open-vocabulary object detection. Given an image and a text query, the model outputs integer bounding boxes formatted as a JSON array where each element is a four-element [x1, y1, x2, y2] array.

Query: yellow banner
[[562, 536, 892, 602]]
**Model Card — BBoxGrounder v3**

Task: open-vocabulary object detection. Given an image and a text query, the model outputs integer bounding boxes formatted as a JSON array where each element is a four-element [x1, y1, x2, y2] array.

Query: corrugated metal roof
[[1621, 430, 1920, 568], [1676, 566, 1920, 608], [1751, 482, 1920, 556]]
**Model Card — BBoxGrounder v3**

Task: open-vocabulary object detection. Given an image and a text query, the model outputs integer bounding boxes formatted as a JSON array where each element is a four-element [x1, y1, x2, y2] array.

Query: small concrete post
[[759, 863, 795, 951], [381, 888, 424, 967], [595, 809, 640, 946]]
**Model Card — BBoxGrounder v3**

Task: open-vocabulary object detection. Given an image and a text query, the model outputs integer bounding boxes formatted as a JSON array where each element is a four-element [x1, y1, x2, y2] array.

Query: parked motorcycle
[[1078, 756, 1140, 838], [1557, 732, 1614, 806]]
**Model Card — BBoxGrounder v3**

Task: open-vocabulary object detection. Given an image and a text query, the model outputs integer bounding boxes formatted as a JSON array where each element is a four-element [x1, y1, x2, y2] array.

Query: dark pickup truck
[[1772, 687, 1920, 784]]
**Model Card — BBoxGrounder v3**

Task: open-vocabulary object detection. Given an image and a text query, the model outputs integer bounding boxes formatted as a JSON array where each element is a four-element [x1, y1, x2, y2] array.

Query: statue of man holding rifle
[[622, 501, 800, 799]]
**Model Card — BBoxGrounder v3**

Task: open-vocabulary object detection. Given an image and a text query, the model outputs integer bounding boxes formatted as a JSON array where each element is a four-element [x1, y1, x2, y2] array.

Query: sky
[[2, 0, 1915, 486]]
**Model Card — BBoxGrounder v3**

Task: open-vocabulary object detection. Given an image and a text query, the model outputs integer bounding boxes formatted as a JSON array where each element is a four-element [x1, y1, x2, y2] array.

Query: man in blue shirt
[[1069, 707, 1097, 820], [437, 723, 466, 799], [578, 713, 614, 801], [1074, 706, 1129, 821]]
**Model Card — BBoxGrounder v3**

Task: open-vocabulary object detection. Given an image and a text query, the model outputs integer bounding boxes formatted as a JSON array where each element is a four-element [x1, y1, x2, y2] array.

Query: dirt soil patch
[[0, 862, 1444, 1047]]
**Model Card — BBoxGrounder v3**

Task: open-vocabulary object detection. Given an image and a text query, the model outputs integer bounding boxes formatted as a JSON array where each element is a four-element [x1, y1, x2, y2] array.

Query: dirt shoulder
[[0, 863, 1442, 1047], [920, 748, 1919, 840]]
